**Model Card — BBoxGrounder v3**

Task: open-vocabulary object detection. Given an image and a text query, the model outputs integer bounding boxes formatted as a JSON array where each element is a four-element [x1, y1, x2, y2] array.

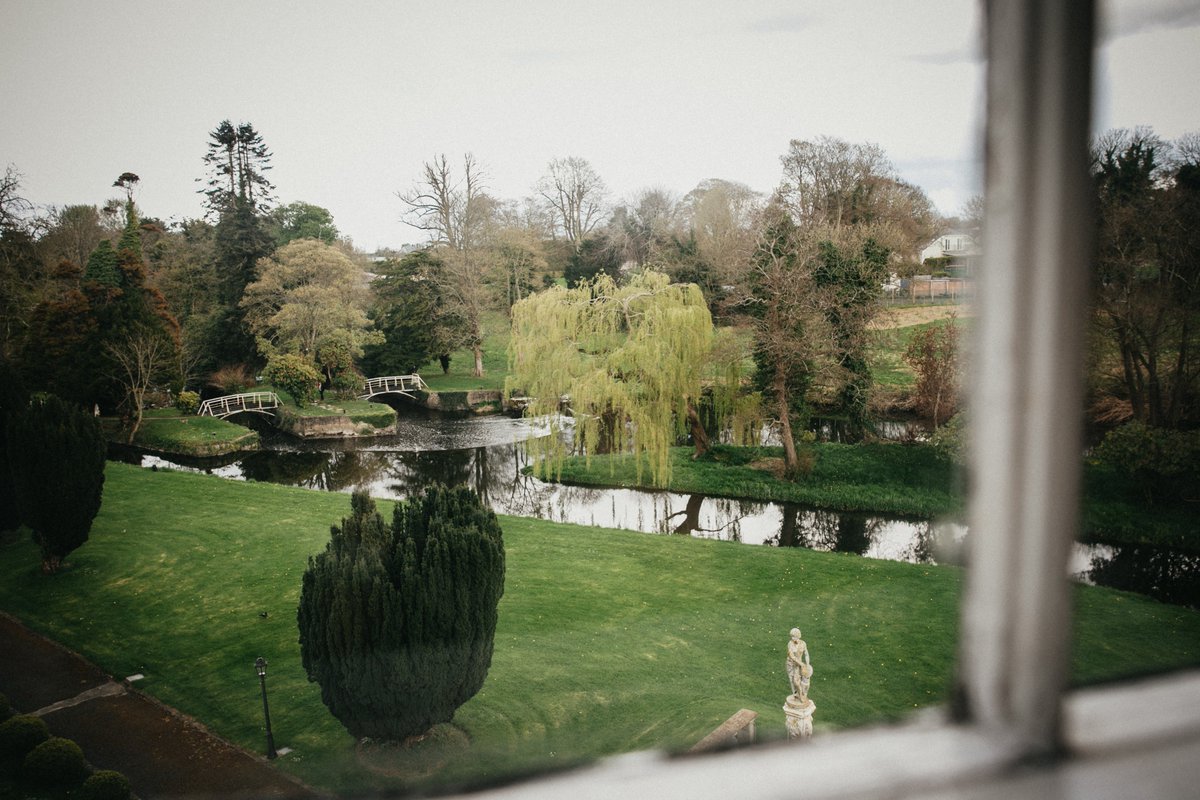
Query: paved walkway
[[0, 613, 320, 799]]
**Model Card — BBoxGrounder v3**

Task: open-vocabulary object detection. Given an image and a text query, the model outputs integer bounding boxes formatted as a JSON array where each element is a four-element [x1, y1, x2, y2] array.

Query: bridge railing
[[198, 391, 280, 417], [361, 374, 426, 397]]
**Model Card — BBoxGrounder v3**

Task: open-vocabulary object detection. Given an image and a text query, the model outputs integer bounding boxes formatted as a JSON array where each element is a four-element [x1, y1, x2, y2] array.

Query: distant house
[[920, 231, 981, 274]]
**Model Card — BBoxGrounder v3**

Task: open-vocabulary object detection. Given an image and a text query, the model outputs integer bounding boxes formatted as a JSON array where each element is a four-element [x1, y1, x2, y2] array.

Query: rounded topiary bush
[[22, 736, 88, 789], [78, 769, 132, 800], [0, 715, 49, 765]]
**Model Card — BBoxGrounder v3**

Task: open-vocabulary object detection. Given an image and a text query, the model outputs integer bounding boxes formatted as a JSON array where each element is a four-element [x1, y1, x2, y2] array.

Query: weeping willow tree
[[508, 270, 748, 487]]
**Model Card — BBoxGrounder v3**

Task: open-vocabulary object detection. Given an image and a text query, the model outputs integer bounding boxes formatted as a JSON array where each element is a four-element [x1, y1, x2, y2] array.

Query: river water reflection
[[116, 412, 1197, 607]]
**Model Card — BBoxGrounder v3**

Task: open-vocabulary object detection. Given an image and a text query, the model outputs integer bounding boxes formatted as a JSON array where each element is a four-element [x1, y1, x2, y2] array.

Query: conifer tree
[[5, 395, 106, 573], [84, 199, 181, 411], [82, 240, 120, 286], [0, 358, 27, 532], [298, 487, 505, 741]]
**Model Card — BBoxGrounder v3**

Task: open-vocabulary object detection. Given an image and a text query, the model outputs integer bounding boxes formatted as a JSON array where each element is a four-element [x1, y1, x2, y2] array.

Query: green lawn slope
[[0, 463, 1196, 794]]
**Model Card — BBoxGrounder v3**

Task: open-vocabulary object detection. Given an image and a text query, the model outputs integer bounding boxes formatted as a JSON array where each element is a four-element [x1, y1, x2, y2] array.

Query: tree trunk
[[595, 408, 619, 455], [1167, 318, 1191, 427], [686, 401, 709, 459], [472, 344, 484, 378], [126, 389, 145, 444], [776, 382, 799, 477], [1116, 321, 1145, 420]]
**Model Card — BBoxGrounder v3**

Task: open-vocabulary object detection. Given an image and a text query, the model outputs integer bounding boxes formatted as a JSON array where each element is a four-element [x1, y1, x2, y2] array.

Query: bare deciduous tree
[[105, 330, 176, 443], [398, 154, 501, 377], [610, 188, 680, 267], [537, 157, 608, 251], [398, 153, 493, 252], [739, 209, 835, 476], [0, 165, 34, 229], [680, 178, 762, 287], [777, 136, 936, 261]]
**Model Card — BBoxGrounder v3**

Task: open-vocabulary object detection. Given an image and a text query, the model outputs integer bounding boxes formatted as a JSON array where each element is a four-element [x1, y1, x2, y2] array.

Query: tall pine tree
[[297, 487, 505, 741], [198, 120, 277, 366]]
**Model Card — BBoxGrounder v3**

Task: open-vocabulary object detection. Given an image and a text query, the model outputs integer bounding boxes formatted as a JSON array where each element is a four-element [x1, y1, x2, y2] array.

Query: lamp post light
[[254, 657, 278, 760]]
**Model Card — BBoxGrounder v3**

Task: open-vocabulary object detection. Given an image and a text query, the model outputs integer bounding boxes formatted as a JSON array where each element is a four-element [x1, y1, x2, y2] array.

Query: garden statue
[[785, 627, 811, 701], [783, 627, 815, 739]]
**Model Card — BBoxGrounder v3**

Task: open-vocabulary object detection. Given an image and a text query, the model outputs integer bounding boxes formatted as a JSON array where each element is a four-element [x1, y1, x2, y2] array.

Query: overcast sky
[[3, 0, 1199, 251]]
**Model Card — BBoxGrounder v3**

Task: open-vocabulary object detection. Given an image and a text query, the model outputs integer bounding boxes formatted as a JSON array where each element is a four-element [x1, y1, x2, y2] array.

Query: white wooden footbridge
[[197, 391, 281, 418], [196, 375, 426, 419], [359, 374, 427, 400]]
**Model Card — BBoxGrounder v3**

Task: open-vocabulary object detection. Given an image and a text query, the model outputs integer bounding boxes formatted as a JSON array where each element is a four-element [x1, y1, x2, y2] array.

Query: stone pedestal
[[783, 694, 815, 740]]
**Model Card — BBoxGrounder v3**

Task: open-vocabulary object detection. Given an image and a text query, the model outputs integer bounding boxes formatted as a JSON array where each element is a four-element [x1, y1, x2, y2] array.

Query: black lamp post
[[254, 657, 278, 759]]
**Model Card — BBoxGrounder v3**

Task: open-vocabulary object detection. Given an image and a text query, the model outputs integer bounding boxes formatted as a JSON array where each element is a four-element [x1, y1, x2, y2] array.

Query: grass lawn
[[1, 464, 1198, 794], [418, 312, 511, 393], [103, 409, 260, 455], [869, 317, 971, 391]]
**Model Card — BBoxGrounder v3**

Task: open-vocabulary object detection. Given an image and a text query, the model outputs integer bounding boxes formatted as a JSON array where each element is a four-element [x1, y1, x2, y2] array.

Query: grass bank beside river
[[103, 409, 260, 457], [554, 443, 959, 519], [553, 444, 1199, 552], [1, 463, 1197, 795]]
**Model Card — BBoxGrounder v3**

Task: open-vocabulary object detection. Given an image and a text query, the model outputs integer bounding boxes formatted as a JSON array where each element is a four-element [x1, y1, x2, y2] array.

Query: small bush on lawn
[[78, 770, 132, 800], [0, 716, 49, 766], [22, 736, 88, 789], [263, 354, 323, 408], [209, 364, 254, 395], [174, 390, 201, 414]]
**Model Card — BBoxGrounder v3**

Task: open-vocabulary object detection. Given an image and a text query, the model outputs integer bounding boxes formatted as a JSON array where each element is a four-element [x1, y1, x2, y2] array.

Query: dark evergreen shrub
[[0, 359, 28, 533], [298, 486, 505, 741], [21, 736, 87, 788], [5, 394, 106, 573], [78, 770, 132, 800], [1093, 421, 1200, 505], [0, 715, 49, 765]]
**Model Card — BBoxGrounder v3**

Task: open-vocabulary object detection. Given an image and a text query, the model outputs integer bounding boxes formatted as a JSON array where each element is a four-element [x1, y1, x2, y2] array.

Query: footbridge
[[197, 391, 281, 418], [360, 374, 427, 400]]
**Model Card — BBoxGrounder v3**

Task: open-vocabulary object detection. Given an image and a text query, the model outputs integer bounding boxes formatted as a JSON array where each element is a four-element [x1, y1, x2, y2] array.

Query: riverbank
[[0, 463, 1196, 795], [552, 444, 960, 519], [552, 444, 1199, 552], [106, 391, 507, 456], [102, 410, 261, 457]]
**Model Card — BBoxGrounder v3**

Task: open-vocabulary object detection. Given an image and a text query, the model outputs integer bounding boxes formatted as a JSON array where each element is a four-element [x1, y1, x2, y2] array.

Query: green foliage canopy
[[82, 239, 120, 286], [263, 353, 323, 407], [241, 239, 381, 384], [508, 270, 731, 486], [361, 250, 453, 376], [297, 487, 505, 742], [267, 201, 339, 246]]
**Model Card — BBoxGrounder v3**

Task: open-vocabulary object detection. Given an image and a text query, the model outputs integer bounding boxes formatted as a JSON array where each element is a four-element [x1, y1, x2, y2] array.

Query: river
[[111, 412, 1198, 607]]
